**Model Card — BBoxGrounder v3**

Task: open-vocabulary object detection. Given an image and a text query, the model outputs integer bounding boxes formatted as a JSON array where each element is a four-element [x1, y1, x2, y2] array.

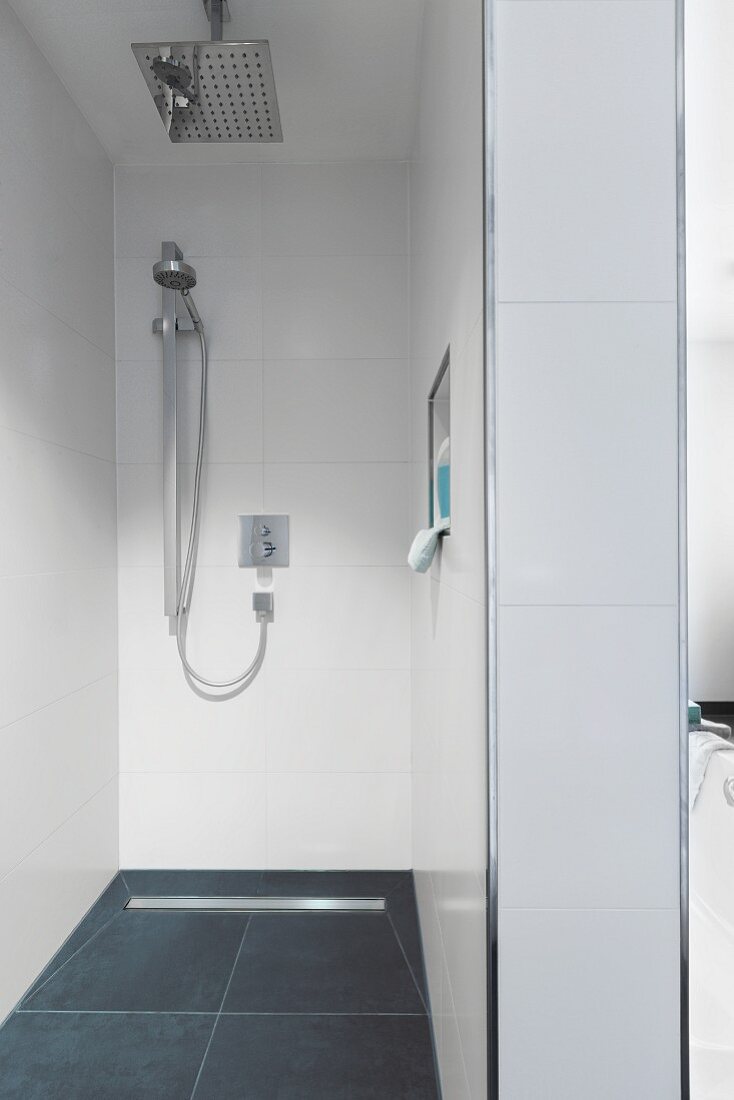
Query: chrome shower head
[[153, 259, 197, 291], [132, 21, 282, 145]]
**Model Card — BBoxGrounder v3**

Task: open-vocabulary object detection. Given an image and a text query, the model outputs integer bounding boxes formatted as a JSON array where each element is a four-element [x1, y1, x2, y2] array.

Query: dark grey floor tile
[[388, 878, 428, 1003], [25, 874, 129, 1002], [257, 870, 410, 898], [122, 869, 263, 896], [194, 1014, 439, 1099], [26, 912, 248, 1013], [0, 1012, 213, 1100], [222, 913, 424, 1014]]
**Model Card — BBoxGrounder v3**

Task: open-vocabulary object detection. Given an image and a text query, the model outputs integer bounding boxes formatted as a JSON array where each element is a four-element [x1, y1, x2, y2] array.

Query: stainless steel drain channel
[[125, 896, 386, 913]]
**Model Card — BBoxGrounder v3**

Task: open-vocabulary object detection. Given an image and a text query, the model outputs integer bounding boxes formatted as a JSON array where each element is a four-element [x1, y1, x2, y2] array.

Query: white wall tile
[[498, 605, 679, 910], [116, 465, 162, 568], [117, 567, 180, 672], [499, 908, 680, 1099], [414, 872, 446, 1023], [264, 462, 409, 566], [118, 566, 260, 673], [0, 2, 113, 243], [436, 872, 487, 1100], [179, 463, 263, 567], [497, 302, 679, 606], [438, 970, 472, 1100], [496, 0, 677, 302], [410, 0, 488, 1089], [410, 572, 452, 674], [441, 591, 488, 878], [116, 361, 162, 465], [265, 670, 410, 773], [0, 569, 118, 730], [119, 772, 267, 869], [0, 2, 117, 1020], [436, 318, 486, 605], [120, 668, 265, 773], [117, 463, 264, 569], [116, 256, 262, 362], [178, 361, 263, 464], [115, 164, 261, 258], [267, 567, 410, 670], [263, 359, 410, 463], [687, 341, 734, 698], [267, 772, 411, 869], [117, 360, 263, 466], [0, 780, 117, 1022], [0, 279, 114, 461], [0, 136, 114, 356], [263, 256, 409, 360], [0, 676, 117, 881], [0, 430, 117, 577], [262, 162, 408, 257], [115, 159, 413, 881]]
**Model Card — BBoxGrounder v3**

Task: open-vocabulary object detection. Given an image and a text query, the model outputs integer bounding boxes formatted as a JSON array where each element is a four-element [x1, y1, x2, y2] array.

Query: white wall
[[685, 0, 734, 702], [409, 0, 488, 1095], [0, 1, 118, 1021], [495, 2, 681, 1096], [688, 341, 734, 700], [114, 161, 412, 870]]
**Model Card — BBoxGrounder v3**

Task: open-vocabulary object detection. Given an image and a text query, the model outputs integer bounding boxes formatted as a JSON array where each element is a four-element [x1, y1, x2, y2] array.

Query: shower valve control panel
[[238, 514, 290, 568]]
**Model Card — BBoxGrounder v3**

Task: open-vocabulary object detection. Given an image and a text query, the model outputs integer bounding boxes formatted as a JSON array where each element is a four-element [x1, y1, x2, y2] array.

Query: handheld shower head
[[153, 259, 197, 291], [153, 259, 202, 330], [150, 55, 193, 96]]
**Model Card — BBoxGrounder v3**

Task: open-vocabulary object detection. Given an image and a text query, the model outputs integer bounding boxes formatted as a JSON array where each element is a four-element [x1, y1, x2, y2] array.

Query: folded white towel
[[690, 729, 734, 810], [407, 518, 450, 573]]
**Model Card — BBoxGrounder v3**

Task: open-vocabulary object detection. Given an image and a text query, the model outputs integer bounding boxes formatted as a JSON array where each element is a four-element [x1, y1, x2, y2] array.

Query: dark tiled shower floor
[[0, 871, 439, 1099]]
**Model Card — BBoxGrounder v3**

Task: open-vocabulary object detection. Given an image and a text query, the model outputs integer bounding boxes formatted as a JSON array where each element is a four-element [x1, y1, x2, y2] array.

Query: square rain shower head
[[132, 40, 283, 143]]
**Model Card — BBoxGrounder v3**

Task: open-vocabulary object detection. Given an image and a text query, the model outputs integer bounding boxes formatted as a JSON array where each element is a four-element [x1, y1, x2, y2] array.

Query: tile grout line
[[386, 909, 428, 1015], [22, 908, 127, 1008], [190, 915, 253, 1099], [0, 422, 116, 465], [0, 270, 114, 362], [0, 775, 118, 891], [0, 670, 116, 736]]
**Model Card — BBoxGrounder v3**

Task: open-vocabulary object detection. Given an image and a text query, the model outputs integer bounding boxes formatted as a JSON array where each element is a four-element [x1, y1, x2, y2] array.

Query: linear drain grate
[[125, 896, 386, 913]]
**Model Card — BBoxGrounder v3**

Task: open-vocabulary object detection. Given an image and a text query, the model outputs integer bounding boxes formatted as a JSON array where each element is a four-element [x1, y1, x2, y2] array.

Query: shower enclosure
[[0, 0, 490, 1096]]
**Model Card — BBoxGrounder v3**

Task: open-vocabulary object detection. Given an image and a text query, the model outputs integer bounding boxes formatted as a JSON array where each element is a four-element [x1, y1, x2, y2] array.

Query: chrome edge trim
[[124, 896, 386, 913], [484, 0, 499, 1096], [677, 0, 690, 1094]]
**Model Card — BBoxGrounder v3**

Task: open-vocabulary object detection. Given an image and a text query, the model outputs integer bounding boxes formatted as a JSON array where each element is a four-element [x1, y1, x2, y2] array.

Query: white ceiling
[[9, 0, 425, 165]]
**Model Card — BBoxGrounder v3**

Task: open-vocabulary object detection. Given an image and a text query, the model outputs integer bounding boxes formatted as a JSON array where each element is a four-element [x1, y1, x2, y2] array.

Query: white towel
[[407, 518, 450, 574], [690, 729, 734, 810]]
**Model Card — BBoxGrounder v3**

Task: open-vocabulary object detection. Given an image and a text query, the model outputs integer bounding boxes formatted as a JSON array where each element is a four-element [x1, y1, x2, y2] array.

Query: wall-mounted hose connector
[[253, 591, 274, 623]]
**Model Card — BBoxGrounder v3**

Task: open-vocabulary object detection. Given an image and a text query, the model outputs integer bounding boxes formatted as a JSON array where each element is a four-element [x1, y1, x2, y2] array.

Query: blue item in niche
[[435, 436, 451, 522], [437, 463, 450, 520]]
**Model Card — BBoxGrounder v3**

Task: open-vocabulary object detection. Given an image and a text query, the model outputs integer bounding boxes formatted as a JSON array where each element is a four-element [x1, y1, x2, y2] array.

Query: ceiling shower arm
[[203, 0, 230, 42]]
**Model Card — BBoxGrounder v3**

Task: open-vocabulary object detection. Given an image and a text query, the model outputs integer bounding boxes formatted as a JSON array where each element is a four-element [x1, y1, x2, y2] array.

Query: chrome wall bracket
[[152, 316, 197, 335]]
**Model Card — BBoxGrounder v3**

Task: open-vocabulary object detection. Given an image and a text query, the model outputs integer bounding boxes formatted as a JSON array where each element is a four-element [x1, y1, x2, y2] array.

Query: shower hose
[[175, 326, 267, 690]]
